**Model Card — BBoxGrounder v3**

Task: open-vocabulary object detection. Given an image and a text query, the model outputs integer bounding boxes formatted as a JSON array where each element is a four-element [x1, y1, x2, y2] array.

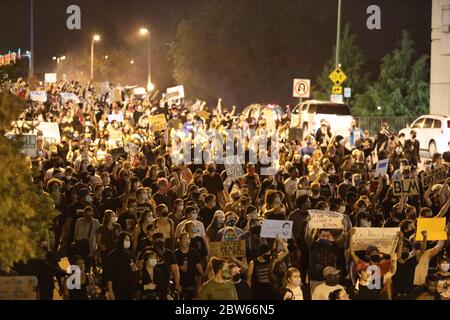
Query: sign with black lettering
[[421, 168, 447, 189], [392, 178, 420, 196]]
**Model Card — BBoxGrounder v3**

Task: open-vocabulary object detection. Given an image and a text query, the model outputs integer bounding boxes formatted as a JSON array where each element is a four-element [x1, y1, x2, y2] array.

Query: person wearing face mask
[[306, 229, 345, 295], [175, 233, 205, 300], [136, 187, 153, 219], [318, 172, 333, 200], [247, 238, 289, 300], [282, 267, 304, 300], [404, 130, 421, 167], [217, 212, 245, 240], [133, 210, 155, 251], [206, 210, 225, 242], [308, 182, 324, 210], [198, 258, 238, 300], [392, 228, 427, 300], [154, 204, 175, 249], [284, 167, 300, 209], [138, 249, 169, 300], [175, 206, 207, 241], [435, 256, 450, 300], [311, 266, 344, 300], [96, 210, 121, 265], [73, 205, 100, 273], [104, 232, 138, 300], [199, 194, 219, 228]]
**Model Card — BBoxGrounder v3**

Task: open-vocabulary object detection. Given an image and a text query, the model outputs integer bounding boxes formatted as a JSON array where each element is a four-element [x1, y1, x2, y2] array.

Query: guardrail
[[355, 116, 420, 135]]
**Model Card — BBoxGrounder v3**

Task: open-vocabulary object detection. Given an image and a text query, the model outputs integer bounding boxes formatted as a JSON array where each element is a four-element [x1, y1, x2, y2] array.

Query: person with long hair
[[206, 210, 225, 242]]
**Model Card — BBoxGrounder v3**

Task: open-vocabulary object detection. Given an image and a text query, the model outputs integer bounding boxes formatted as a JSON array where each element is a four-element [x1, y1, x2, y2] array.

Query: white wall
[[431, 0, 450, 115]]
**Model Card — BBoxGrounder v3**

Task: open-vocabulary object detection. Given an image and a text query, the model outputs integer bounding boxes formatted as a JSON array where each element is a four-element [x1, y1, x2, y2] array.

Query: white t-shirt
[[312, 283, 344, 300], [290, 286, 304, 300], [284, 178, 299, 197]]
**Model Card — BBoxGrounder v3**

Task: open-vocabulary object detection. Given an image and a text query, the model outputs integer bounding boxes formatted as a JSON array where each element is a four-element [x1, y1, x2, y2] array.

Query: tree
[[169, 0, 335, 107], [352, 31, 429, 116], [0, 92, 58, 271], [314, 23, 369, 104]]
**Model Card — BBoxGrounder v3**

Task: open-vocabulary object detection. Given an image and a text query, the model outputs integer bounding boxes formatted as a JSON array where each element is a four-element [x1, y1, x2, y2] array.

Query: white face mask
[[338, 206, 346, 214], [440, 263, 450, 273], [329, 169, 336, 175], [123, 240, 131, 249]]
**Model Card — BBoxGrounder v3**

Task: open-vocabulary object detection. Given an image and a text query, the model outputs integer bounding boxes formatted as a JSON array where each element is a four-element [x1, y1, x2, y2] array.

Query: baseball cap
[[322, 266, 341, 278]]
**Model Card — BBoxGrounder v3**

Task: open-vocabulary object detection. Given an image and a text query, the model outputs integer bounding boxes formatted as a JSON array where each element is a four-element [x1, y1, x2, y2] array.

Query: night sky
[[0, 0, 431, 91]]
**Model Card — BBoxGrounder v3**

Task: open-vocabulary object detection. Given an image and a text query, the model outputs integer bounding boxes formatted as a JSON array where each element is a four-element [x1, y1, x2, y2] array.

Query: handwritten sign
[[421, 168, 447, 189], [224, 156, 244, 180], [209, 240, 246, 258], [124, 141, 139, 156], [149, 114, 167, 132], [0, 277, 37, 300], [261, 220, 293, 239], [375, 159, 389, 178], [416, 218, 448, 241], [60, 92, 80, 103], [108, 113, 124, 123], [166, 85, 185, 100], [30, 91, 47, 102], [352, 228, 400, 254], [392, 178, 420, 196], [308, 210, 344, 229], [44, 73, 57, 83]]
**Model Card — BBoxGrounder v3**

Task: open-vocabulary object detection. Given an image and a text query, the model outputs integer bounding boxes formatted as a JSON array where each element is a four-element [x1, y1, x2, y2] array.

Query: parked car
[[399, 114, 450, 156], [290, 100, 354, 138]]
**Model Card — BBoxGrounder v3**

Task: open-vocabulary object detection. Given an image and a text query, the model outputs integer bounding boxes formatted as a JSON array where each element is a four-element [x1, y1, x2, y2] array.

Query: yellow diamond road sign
[[329, 67, 348, 86], [332, 85, 343, 95]]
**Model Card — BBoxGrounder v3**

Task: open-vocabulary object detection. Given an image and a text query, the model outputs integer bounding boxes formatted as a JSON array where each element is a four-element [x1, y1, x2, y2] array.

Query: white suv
[[290, 100, 354, 138], [399, 115, 450, 156]]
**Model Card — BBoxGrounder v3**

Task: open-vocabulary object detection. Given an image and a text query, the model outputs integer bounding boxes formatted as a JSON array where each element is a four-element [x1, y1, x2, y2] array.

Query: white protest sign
[[5, 134, 38, 158], [108, 113, 124, 123], [133, 87, 147, 96], [36, 122, 61, 143], [0, 276, 38, 300], [124, 141, 139, 156], [30, 91, 47, 102], [293, 79, 310, 98], [44, 73, 57, 83], [166, 85, 185, 100], [375, 159, 389, 178], [224, 156, 244, 180], [110, 87, 122, 102], [60, 92, 80, 103], [308, 210, 344, 229], [261, 220, 293, 239], [352, 228, 400, 254]]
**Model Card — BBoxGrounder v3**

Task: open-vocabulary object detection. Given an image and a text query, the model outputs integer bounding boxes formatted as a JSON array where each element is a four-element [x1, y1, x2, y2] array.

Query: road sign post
[[293, 79, 311, 102]]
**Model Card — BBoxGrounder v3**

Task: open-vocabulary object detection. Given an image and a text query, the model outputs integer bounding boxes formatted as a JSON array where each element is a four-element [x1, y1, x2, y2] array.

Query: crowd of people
[[2, 78, 450, 301]]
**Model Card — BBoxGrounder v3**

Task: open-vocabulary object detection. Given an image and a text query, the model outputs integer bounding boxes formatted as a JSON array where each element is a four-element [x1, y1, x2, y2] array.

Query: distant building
[[431, 0, 450, 115]]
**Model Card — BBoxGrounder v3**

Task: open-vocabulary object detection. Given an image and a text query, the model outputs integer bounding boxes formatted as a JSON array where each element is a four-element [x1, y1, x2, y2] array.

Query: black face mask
[[232, 273, 241, 282], [154, 241, 165, 251], [250, 225, 261, 235], [369, 255, 381, 263], [227, 220, 236, 227], [404, 230, 415, 239], [401, 252, 410, 260]]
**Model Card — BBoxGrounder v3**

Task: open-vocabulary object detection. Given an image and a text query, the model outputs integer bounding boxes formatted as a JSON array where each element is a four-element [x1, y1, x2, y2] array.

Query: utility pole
[[335, 0, 342, 68]]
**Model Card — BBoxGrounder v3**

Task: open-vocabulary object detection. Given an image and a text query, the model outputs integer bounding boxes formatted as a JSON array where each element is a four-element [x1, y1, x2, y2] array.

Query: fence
[[355, 116, 419, 135]]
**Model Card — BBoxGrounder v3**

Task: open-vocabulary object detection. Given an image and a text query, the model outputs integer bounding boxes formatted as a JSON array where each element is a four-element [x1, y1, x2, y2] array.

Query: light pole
[[335, 0, 342, 68], [29, 0, 34, 79], [90, 34, 101, 80], [52, 55, 66, 75], [139, 28, 153, 91]]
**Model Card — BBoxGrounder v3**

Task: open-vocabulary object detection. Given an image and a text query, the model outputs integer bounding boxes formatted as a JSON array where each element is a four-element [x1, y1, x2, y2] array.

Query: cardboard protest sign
[[416, 218, 448, 241], [224, 156, 244, 180], [133, 87, 147, 96], [308, 210, 344, 229], [149, 114, 168, 132], [0, 277, 37, 300], [209, 240, 246, 258], [124, 141, 139, 156], [392, 178, 420, 196], [110, 87, 122, 102], [36, 122, 60, 143], [352, 228, 400, 254], [60, 92, 80, 103], [421, 168, 447, 189], [108, 113, 124, 123], [44, 73, 57, 83], [375, 159, 389, 178], [30, 91, 47, 102], [261, 220, 293, 239], [110, 147, 126, 161], [166, 85, 185, 100]]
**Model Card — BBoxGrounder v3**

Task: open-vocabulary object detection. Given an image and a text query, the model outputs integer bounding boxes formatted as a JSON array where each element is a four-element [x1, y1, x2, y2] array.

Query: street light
[[53, 55, 66, 75], [130, 60, 135, 65], [104, 55, 109, 60], [335, 0, 342, 68], [139, 27, 153, 92], [91, 34, 101, 80]]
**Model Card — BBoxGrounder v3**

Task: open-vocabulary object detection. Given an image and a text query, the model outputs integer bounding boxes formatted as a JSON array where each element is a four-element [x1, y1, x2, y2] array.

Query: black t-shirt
[[393, 257, 418, 295], [443, 151, 450, 163], [320, 184, 332, 199], [103, 248, 136, 299], [175, 248, 201, 287], [134, 166, 148, 181], [137, 202, 153, 220], [199, 206, 218, 228], [117, 211, 138, 233], [153, 191, 175, 212], [351, 283, 381, 300], [202, 173, 224, 196], [190, 236, 208, 260]]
